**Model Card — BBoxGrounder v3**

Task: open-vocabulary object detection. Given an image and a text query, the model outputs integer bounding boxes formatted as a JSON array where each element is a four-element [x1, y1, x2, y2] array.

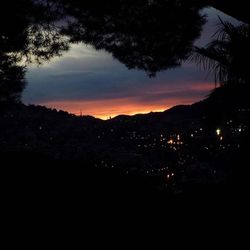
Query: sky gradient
[[23, 8, 237, 119]]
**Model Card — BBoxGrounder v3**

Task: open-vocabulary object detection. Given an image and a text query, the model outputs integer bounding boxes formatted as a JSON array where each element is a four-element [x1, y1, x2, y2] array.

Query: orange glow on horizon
[[40, 97, 196, 120], [38, 82, 214, 119]]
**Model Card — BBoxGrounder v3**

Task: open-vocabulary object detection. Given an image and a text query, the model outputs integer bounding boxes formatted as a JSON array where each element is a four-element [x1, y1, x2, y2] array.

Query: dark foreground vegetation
[[1, 84, 249, 205], [1, 1, 250, 211]]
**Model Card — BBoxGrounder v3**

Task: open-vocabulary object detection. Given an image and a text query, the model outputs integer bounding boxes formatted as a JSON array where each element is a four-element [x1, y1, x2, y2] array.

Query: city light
[[168, 139, 174, 145], [216, 128, 221, 136]]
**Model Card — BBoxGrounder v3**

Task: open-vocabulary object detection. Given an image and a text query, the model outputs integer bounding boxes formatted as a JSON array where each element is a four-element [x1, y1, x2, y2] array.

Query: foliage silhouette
[[0, 0, 249, 202], [0, 0, 69, 102], [2, 0, 248, 101], [0, 55, 26, 102], [60, 0, 206, 76], [192, 20, 250, 86]]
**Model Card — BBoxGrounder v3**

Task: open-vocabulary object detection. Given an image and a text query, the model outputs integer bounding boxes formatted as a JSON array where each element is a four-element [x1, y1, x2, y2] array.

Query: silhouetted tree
[[0, 55, 26, 102], [192, 20, 250, 86], [0, 0, 209, 102], [60, 0, 206, 76], [2, 0, 250, 103], [0, 0, 69, 102]]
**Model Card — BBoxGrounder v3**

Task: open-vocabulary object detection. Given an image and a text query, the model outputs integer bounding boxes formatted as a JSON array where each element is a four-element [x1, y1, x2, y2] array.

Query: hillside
[[1, 85, 249, 198]]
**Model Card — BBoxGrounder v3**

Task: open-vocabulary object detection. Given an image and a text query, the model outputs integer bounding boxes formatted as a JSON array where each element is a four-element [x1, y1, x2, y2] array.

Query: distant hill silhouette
[[1, 85, 249, 204]]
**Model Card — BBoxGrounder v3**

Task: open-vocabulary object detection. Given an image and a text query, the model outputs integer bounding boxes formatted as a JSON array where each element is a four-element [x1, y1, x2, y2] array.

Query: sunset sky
[[23, 8, 238, 119]]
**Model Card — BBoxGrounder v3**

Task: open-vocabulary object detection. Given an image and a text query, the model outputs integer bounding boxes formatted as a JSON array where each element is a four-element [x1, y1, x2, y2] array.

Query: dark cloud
[[24, 57, 212, 103]]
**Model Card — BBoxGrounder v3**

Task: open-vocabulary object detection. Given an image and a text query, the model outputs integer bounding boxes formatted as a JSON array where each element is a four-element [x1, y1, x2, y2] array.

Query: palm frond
[[190, 19, 250, 87]]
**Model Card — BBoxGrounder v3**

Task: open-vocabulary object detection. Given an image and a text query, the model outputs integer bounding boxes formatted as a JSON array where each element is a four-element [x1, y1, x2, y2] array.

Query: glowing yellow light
[[216, 129, 221, 136], [168, 139, 174, 145]]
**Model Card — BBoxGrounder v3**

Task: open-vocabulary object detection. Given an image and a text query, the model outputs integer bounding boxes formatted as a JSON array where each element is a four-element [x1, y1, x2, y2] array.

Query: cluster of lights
[[146, 167, 169, 174], [94, 122, 247, 178], [215, 128, 224, 141], [216, 128, 221, 136], [190, 128, 204, 137], [167, 134, 184, 145], [166, 173, 175, 180]]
